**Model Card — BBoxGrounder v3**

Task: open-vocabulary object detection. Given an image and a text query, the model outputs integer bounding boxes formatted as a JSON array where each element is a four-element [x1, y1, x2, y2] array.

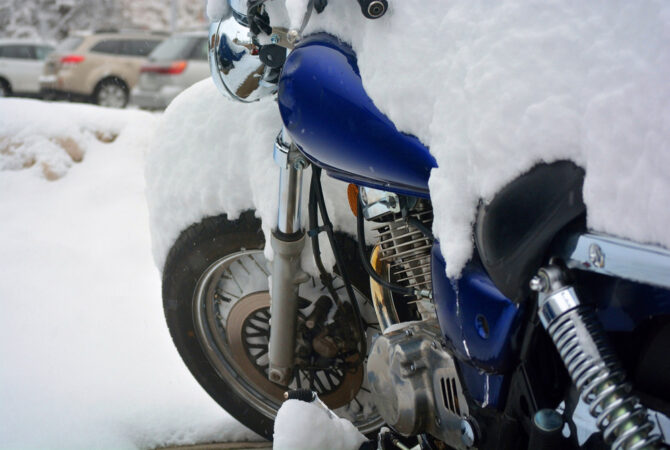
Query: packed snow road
[[0, 98, 261, 449]]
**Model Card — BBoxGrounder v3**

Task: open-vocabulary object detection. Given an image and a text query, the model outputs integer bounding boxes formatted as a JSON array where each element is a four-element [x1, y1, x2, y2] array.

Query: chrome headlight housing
[[208, 15, 278, 103]]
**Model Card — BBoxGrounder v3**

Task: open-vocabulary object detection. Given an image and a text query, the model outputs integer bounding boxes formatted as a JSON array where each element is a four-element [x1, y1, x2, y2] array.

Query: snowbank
[[0, 98, 155, 180], [0, 98, 259, 449], [265, 0, 670, 276]]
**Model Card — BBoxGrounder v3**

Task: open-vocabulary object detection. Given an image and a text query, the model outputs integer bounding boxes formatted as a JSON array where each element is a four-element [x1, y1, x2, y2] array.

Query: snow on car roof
[[0, 38, 54, 46]]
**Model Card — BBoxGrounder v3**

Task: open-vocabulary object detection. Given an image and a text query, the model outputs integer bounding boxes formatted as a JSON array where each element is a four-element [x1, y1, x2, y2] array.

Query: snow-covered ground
[[0, 98, 260, 449]]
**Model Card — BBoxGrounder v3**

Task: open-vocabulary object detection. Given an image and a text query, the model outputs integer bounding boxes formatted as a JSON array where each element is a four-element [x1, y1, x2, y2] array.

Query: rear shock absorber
[[530, 265, 662, 449]]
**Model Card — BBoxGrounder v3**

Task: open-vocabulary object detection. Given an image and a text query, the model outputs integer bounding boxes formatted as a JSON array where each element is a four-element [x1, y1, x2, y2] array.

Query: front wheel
[[162, 211, 383, 439]]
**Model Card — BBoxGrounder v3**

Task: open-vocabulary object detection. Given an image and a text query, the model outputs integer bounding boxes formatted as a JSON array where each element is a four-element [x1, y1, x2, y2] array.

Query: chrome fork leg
[[531, 265, 661, 450], [268, 131, 309, 386]]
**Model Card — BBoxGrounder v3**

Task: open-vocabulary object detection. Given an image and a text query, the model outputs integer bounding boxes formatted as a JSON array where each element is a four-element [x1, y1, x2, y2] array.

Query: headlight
[[208, 15, 278, 103]]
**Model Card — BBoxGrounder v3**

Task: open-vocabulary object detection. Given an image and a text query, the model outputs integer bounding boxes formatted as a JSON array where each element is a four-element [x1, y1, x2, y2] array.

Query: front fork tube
[[268, 131, 309, 386]]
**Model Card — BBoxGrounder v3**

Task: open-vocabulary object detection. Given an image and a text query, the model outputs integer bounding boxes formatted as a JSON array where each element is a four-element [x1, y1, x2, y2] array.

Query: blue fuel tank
[[278, 34, 437, 197]]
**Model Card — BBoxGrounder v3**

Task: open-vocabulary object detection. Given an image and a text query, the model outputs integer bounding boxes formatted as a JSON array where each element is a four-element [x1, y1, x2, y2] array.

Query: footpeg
[[359, 427, 414, 450], [284, 388, 317, 402]]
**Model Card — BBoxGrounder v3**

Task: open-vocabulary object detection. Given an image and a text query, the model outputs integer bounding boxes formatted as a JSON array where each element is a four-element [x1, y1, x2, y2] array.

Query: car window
[[58, 37, 84, 51], [0, 45, 35, 59], [148, 36, 194, 60], [190, 38, 208, 60], [121, 39, 161, 57], [35, 46, 54, 60], [91, 40, 123, 55]]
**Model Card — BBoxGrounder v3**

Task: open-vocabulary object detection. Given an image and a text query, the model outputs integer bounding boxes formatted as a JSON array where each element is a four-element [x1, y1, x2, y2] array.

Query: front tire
[[162, 211, 383, 439]]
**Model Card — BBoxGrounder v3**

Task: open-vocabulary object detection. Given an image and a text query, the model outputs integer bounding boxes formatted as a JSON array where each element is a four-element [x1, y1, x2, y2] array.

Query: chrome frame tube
[[276, 162, 304, 233], [268, 232, 307, 385], [268, 130, 309, 385], [558, 232, 670, 290], [274, 131, 306, 234]]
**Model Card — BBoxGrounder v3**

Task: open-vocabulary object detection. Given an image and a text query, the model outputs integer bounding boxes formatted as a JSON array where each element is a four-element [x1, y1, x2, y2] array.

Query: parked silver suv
[[0, 40, 54, 97], [131, 31, 209, 110]]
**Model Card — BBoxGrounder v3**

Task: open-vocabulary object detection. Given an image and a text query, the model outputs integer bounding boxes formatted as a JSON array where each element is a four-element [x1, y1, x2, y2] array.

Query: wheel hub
[[226, 291, 363, 409]]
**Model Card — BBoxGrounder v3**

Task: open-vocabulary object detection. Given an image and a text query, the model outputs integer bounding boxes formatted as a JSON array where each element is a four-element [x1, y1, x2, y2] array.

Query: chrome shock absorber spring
[[531, 266, 662, 450]]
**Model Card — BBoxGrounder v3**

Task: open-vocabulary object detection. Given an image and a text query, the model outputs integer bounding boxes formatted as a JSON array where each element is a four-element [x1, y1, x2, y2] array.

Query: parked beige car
[[40, 31, 164, 108]]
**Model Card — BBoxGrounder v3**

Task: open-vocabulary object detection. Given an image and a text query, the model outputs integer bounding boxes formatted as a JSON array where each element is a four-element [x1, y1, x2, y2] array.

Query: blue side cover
[[278, 33, 437, 197], [431, 243, 521, 407]]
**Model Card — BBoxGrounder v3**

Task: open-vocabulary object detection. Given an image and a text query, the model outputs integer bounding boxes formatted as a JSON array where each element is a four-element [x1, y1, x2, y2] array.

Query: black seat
[[475, 160, 585, 302]]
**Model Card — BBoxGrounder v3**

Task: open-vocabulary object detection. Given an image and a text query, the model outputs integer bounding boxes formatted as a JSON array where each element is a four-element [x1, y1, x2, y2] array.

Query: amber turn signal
[[347, 184, 359, 217]]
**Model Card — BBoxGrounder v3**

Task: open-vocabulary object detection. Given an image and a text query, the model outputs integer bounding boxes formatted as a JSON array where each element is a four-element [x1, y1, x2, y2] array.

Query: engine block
[[366, 321, 469, 447]]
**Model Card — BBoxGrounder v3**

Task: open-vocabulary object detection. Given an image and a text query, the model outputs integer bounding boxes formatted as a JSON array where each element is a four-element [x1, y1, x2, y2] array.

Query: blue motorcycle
[[160, 2, 670, 448]]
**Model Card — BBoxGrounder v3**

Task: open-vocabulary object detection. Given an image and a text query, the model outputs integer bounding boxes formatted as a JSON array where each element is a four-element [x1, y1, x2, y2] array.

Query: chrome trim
[[559, 232, 670, 290], [538, 286, 581, 329], [275, 133, 306, 235], [208, 20, 240, 102], [533, 264, 662, 449], [273, 131, 290, 168], [531, 266, 581, 328], [359, 186, 401, 220], [208, 17, 277, 103]]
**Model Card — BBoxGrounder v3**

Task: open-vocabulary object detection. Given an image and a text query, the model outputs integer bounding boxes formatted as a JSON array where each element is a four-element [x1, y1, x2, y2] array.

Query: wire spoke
[[245, 323, 267, 334], [246, 343, 268, 349], [245, 331, 267, 338], [237, 258, 251, 275], [312, 372, 327, 392], [324, 370, 337, 388], [226, 268, 244, 294], [252, 347, 268, 359], [249, 254, 270, 276]]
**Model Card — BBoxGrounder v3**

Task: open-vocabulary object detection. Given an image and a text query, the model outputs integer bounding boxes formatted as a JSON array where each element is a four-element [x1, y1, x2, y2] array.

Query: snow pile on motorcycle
[[273, 397, 366, 450], [236, 0, 670, 277]]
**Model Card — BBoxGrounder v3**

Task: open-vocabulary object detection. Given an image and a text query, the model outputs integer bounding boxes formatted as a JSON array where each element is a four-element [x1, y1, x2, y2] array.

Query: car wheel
[[94, 78, 128, 108], [0, 79, 11, 97], [162, 211, 384, 440]]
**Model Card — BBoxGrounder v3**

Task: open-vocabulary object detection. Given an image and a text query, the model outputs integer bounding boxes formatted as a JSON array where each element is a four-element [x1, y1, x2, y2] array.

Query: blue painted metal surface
[[431, 243, 522, 374], [278, 33, 437, 197], [588, 276, 670, 331], [457, 362, 506, 409]]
